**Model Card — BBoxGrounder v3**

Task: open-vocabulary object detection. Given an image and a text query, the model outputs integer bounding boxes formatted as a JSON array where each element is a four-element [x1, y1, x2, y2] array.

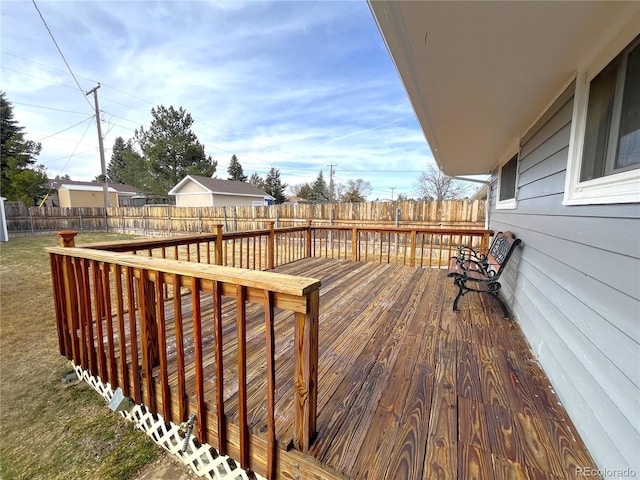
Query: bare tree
[[414, 164, 470, 200], [339, 178, 372, 203]]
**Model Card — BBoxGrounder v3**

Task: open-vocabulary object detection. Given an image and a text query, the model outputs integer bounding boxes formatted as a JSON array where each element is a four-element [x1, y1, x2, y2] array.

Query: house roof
[[60, 184, 118, 193], [169, 175, 274, 199], [368, 1, 640, 175], [49, 179, 142, 195]]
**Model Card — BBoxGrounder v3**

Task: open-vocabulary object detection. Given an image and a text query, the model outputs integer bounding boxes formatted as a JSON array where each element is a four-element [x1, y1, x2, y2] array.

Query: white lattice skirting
[[71, 363, 265, 480]]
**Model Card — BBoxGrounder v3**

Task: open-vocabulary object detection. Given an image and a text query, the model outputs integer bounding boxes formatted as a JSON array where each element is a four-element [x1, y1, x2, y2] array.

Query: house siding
[[212, 194, 262, 207], [489, 82, 640, 475], [176, 181, 208, 194], [59, 189, 119, 208], [175, 193, 212, 208]]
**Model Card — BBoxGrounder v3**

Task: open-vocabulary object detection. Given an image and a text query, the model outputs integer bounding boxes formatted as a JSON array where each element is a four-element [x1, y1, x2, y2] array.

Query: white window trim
[[496, 150, 519, 210], [564, 17, 640, 206]]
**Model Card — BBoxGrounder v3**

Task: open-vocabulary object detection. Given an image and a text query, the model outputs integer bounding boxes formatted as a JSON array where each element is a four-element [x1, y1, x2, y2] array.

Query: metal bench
[[447, 231, 521, 319]]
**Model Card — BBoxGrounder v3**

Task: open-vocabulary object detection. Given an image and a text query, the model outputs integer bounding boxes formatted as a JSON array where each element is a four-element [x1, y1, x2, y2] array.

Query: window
[[581, 36, 640, 181], [565, 32, 640, 205], [496, 154, 518, 209]]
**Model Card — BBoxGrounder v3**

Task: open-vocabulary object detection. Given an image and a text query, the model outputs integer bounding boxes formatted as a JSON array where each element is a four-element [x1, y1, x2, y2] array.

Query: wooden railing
[[48, 224, 490, 477], [85, 223, 492, 271], [309, 226, 491, 268], [48, 232, 319, 479]]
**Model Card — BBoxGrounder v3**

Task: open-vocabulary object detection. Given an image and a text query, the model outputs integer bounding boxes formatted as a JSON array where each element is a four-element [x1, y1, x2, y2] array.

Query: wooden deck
[[121, 257, 596, 479]]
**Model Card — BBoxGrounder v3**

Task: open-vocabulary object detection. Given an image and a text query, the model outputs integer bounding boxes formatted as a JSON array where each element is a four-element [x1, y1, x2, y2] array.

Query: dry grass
[[0, 233, 159, 480]]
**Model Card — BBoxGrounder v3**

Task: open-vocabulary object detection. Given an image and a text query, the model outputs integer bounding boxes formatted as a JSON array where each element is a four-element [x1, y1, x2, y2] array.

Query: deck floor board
[[104, 257, 596, 479]]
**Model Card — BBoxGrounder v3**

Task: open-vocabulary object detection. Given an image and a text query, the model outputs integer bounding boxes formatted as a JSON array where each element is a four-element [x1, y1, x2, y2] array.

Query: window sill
[[495, 198, 517, 210]]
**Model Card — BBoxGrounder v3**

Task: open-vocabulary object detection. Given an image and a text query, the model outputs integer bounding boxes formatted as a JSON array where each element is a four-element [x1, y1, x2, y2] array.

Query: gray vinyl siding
[[489, 82, 640, 476]]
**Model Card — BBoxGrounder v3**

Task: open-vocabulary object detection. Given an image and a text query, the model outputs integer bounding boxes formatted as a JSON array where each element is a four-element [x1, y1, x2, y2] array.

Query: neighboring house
[[370, 1, 639, 477], [169, 175, 274, 207], [44, 179, 144, 207]]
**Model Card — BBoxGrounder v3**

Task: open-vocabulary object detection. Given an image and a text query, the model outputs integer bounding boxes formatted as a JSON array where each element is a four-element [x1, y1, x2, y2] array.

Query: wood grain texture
[[50, 255, 598, 480]]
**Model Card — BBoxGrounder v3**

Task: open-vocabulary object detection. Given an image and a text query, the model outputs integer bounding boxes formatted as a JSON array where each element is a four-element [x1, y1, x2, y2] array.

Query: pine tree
[[264, 167, 287, 204], [227, 154, 248, 182], [308, 171, 330, 204], [107, 136, 145, 187], [249, 172, 265, 189], [134, 105, 217, 195], [0, 92, 47, 205]]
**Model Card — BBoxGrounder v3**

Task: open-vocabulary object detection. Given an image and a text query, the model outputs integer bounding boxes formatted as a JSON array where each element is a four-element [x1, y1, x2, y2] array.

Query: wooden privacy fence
[[6, 200, 485, 236]]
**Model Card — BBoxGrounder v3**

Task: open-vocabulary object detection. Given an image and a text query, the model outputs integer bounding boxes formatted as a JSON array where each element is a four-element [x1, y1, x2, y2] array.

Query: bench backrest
[[486, 231, 521, 276]]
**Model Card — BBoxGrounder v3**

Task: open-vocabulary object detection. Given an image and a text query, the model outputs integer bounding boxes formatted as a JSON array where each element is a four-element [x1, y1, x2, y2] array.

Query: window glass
[[580, 36, 639, 182], [616, 43, 640, 170], [499, 155, 517, 201]]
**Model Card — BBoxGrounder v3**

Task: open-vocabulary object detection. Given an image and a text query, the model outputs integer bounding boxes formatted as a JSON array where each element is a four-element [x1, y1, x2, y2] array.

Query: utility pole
[[327, 163, 337, 202], [86, 84, 110, 208], [390, 187, 396, 201]]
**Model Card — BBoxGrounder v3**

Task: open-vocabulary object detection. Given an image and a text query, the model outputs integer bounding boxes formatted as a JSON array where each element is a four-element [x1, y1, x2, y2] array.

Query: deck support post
[[293, 288, 319, 451], [305, 220, 312, 258], [215, 224, 223, 265], [268, 221, 275, 270]]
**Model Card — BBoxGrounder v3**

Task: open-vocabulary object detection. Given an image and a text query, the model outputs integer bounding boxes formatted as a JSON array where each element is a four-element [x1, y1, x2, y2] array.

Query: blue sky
[[1, 0, 436, 199]]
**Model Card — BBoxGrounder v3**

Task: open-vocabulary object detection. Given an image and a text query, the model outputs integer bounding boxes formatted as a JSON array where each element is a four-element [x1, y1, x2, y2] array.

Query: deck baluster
[[236, 285, 249, 467], [212, 280, 226, 452], [173, 274, 187, 422], [125, 266, 142, 403], [101, 262, 118, 387], [192, 277, 207, 443], [155, 271, 171, 422], [264, 290, 277, 479], [79, 258, 97, 375], [138, 269, 158, 413], [113, 264, 128, 395], [91, 260, 108, 380]]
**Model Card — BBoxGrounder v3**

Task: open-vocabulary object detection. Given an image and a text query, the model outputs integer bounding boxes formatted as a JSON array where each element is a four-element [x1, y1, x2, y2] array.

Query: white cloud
[[1, 0, 434, 199]]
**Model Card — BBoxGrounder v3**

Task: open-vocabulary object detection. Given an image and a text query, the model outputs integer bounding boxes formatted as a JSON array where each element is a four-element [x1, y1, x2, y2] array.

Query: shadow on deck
[[131, 257, 595, 480]]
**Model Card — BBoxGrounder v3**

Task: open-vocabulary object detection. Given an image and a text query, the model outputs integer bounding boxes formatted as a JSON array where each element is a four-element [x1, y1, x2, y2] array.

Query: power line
[[0, 66, 79, 92], [12, 101, 95, 116], [35, 116, 95, 142], [31, 0, 93, 110], [52, 120, 95, 179]]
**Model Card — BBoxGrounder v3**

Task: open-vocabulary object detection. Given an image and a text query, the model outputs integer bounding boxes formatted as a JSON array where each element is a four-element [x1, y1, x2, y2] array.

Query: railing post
[[268, 221, 275, 270], [293, 287, 319, 451], [482, 230, 491, 254], [351, 227, 358, 261], [55, 230, 79, 362], [410, 229, 417, 267], [57, 229, 78, 247], [215, 224, 224, 265], [305, 220, 312, 258]]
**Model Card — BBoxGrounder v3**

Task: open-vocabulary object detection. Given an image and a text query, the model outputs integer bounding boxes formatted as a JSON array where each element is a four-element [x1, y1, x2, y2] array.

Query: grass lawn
[[0, 233, 160, 480]]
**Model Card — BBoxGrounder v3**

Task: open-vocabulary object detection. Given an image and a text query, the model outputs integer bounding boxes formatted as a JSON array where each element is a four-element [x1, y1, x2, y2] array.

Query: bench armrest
[[456, 245, 487, 263]]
